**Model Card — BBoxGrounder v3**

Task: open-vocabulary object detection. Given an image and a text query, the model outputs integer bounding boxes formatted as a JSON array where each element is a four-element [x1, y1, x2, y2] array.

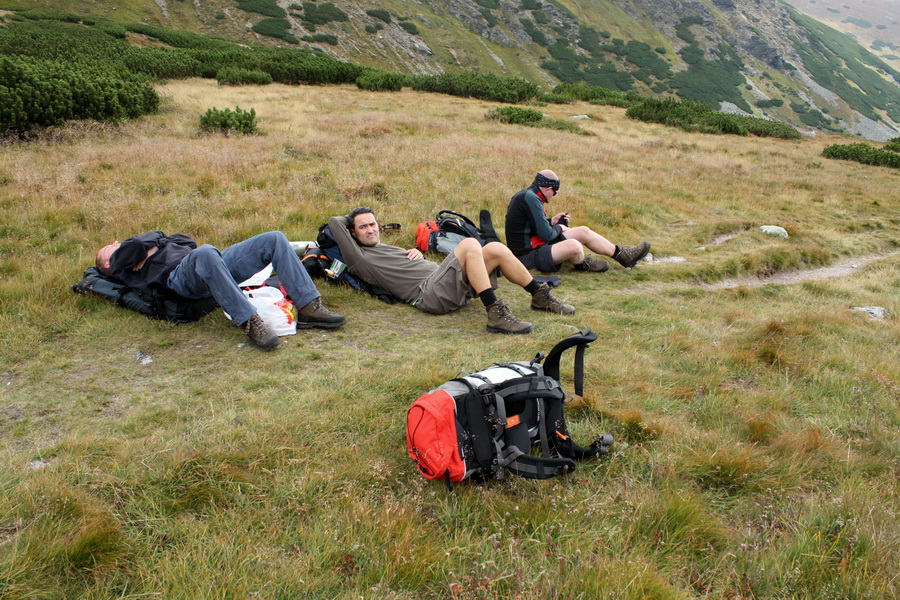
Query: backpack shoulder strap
[[436, 210, 478, 229], [540, 328, 597, 396]]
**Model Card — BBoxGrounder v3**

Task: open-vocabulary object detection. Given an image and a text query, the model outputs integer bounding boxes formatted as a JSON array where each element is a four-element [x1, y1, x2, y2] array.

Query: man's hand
[[551, 212, 570, 226], [134, 245, 158, 271], [406, 248, 423, 260]]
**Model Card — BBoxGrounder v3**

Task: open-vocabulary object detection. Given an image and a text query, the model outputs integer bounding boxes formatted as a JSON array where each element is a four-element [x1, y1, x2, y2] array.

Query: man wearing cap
[[505, 169, 651, 273]]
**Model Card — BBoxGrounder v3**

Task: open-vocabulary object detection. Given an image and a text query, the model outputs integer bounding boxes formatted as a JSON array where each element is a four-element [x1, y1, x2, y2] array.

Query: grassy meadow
[[0, 79, 899, 599]]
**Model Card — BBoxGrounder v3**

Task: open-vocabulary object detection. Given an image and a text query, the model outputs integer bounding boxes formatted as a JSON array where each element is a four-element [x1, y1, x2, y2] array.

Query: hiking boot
[[296, 298, 347, 329], [573, 255, 609, 273], [614, 242, 651, 268], [486, 301, 533, 335], [243, 313, 280, 351], [530, 282, 575, 315]]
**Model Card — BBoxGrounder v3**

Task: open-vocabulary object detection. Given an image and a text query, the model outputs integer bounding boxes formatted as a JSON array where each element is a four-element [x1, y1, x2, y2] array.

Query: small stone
[[760, 225, 789, 238], [850, 306, 890, 320], [571, 115, 590, 120]]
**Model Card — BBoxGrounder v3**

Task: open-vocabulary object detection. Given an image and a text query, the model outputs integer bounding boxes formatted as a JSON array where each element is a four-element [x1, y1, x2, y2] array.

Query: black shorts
[[516, 244, 560, 273]]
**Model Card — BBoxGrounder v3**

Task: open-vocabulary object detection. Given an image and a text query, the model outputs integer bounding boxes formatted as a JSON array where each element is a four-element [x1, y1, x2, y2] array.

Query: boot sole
[[486, 324, 533, 334], [297, 317, 347, 329], [249, 337, 281, 350], [531, 304, 576, 315]]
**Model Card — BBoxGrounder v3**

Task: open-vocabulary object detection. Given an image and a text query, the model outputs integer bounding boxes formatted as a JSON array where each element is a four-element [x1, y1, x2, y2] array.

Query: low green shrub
[[882, 138, 900, 153], [552, 83, 642, 108], [486, 106, 544, 125], [411, 72, 540, 103], [356, 71, 408, 91], [236, 0, 286, 18], [366, 8, 391, 23], [216, 67, 273, 86], [199, 106, 258, 135], [252, 18, 296, 43], [0, 55, 158, 135], [399, 21, 420, 35], [822, 142, 900, 168], [301, 2, 348, 25], [626, 98, 800, 139], [302, 34, 338, 45], [486, 106, 588, 134]]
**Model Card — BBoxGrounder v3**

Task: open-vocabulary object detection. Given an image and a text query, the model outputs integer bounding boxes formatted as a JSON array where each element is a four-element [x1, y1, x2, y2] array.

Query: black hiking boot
[[486, 301, 533, 335], [296, 298, 347, 329], [573, 255, 610, 273], [614, 242, 651, 268], [530, 282, 575, 315], [243, 313, 280, 351]]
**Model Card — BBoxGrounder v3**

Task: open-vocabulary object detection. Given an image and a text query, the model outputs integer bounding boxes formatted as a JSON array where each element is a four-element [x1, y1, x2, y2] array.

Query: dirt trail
[[625, 251, 898, 295], [703, 251, 899, 289]]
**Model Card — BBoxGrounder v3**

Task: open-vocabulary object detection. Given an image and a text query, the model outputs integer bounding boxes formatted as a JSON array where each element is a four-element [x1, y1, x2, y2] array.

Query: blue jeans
[[167, 231, 320, 325]]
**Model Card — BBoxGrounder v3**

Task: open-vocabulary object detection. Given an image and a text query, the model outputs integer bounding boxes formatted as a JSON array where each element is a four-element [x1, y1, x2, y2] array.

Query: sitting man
[[96, 230, 346, 351], [506, 169, 651, 273], [328, 207, 575, 335]]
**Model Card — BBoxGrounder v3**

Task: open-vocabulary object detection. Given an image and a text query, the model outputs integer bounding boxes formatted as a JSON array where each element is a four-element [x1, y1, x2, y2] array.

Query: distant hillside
[[785, 0, 900, 55], [2, 0, 899, 139]]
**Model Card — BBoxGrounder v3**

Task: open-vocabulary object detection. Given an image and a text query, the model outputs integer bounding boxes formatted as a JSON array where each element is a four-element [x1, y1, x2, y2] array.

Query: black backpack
[[406, 329, 613, 487], [72, 267, 218, 324], [416, 209, 502, 254]]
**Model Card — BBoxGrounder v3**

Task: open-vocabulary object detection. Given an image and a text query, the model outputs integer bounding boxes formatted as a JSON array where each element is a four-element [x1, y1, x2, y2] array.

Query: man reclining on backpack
[[327, 207, 575, 335], [96, 231, 346, 350]]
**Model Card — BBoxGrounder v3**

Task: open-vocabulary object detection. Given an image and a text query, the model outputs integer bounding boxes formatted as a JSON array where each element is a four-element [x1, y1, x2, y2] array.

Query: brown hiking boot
[[296, 298, 347, 329], [530, 282, 575, 315], [614, 242, 651, 268], [486, 301, 533, 335], [243, 313, 280, 350], [573, 255, 609, 272]]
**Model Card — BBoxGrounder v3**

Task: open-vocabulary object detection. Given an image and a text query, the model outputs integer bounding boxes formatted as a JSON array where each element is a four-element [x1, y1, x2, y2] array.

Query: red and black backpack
[[406, 329, 613, 487]]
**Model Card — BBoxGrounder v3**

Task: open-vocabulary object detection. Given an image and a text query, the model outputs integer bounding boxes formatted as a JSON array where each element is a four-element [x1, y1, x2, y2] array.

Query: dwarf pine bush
[[822, 142, 900, 168], [356, 71, 408, 91], [199, 106, 258, 135], [216, 67, 273, 86], [411, 72, 540, 103], [626, 98, 800, 139], [486, 106, 544, 125]]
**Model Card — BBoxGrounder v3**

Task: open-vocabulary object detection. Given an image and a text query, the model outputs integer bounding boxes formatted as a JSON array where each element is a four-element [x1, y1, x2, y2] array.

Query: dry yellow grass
[[0, 79, 898, 599]]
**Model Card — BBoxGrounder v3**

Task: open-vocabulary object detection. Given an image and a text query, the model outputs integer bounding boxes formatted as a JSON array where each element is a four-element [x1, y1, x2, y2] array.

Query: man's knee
[[557, 239, 584, 260], [483, 240, 511, 257]]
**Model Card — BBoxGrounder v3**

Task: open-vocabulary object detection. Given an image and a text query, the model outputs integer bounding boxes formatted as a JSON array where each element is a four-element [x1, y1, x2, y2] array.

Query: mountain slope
[[3, 0, 899, 139]]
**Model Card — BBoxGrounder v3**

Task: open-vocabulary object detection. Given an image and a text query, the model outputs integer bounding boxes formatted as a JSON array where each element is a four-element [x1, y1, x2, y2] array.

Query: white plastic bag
[[227, 286, 296, 336]]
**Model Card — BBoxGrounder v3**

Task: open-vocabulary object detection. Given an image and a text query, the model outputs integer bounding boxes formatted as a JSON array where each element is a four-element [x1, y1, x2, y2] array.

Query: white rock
[[760, 225, 789, 238], [850, 306, 890, 320], [29, 460, 50, 470], [571, 115, 590, 120]]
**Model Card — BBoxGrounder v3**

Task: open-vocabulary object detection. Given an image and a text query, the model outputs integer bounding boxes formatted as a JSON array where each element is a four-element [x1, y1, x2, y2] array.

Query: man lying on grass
[[328, 207, 574, 335], [97, 231, 346, 350]]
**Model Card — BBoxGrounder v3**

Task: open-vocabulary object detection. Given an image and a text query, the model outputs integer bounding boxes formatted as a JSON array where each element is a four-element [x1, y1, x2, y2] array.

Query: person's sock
[[524, 279, 541, 295], [612, 245, 621, 259], [479, 289, 498, 308]]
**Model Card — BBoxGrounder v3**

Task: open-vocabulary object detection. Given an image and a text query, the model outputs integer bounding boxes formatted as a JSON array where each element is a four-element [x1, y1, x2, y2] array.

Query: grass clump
[[199, 106, 258, 134]]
